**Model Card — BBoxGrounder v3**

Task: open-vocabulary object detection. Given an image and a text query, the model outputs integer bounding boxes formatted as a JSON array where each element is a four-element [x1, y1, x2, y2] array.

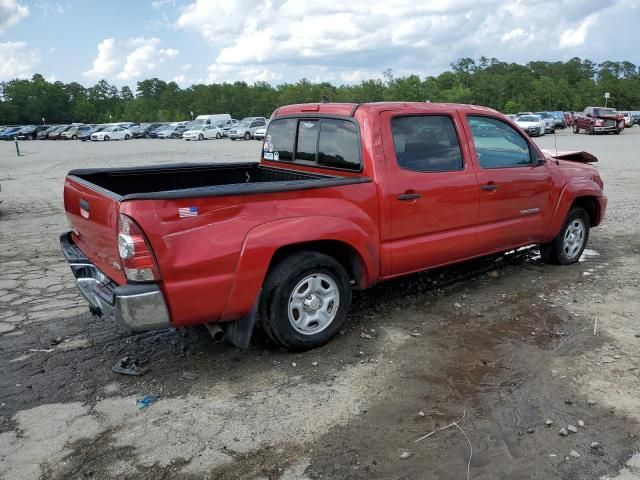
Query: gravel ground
[[0, 130, 639, 480]]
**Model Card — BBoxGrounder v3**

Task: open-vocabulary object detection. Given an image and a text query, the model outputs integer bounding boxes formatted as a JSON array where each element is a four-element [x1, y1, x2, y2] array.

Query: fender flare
[[221, 216, 379, 321], [545, 179, 603, 240]]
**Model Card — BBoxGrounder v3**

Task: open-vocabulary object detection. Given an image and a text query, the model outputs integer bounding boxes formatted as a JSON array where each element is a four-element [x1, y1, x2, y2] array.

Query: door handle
[[480, 184, 499, 192], [397, 193, 422, 201]]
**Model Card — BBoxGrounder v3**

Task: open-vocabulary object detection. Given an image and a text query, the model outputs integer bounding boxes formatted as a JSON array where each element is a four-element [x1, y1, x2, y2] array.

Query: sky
[[0, 0, 638, 88]]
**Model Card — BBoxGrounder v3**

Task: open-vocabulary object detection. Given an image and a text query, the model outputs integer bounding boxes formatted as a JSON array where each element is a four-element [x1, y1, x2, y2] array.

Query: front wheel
[[216, 132, 221, 139], [589, 125, 595, 135], [260, 251, 352, 351], [540, 207, 589, 265], [244, 132, 251, 140], [104, 135, 110, 141], [198, 134, 204, 140], [573, 125, 579, 133], [125, 134, 130, 140]]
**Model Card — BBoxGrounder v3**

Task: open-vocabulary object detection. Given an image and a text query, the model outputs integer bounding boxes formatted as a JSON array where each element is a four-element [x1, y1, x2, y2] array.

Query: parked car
[[228, 118, 267, 140], [563, 112, 574, 126], [61, 102, 606, 352], [191, 114, 232, 128], [253, 127, 267, 140], [183, 124, 224, 141], [132, 123, 166, 139], [61, 126, 92, 140], [157, 125, 188, 139], [90, 126, 132, 141], [49, 125, 73, 140], [220, 119, 239, 137], [515, 114, 546, 136], [622, 112, 633, 128], [37, 125, 59, 139], [550, 111, 566, 129], [573, 107, 625, 135], [17, 125, 51, 140], [534, 112, 556, 133], [80, 126, 105, 141], [0, 126, 23, 140], [633, 112, 640, 126], [515, 112, 533, 118]]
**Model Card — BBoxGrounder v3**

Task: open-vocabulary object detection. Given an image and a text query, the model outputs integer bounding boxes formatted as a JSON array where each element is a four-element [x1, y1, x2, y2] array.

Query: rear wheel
[[216, 132, 222, 139], [72, 135, 78, 140], [260, 252, 352, 351], [198, 134, 204, 140], [589, 125, 595, 135], [104, 135, 110, 141], [541, 207, 589, 265], [244, 132, 251, 140], [145, 133, 150, 139], [125, 134, 130, 140], [573, 124, 579, 134]]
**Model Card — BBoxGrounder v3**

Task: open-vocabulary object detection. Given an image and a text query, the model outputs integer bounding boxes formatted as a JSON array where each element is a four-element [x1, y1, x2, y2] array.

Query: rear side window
[[264, 117, 361, 171], [391, 116, 464, 172]]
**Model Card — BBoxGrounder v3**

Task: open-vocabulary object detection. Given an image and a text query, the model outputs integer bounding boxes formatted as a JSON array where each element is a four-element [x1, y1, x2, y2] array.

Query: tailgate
[[63, 176, 126, 284]]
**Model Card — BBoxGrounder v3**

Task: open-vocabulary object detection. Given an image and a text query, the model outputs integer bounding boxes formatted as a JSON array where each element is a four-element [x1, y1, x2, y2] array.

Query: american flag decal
[[178, 206, 198, 218]]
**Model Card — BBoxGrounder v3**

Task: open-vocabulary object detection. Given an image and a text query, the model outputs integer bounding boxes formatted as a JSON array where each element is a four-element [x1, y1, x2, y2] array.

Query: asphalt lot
[[1, 130, 639, 480]]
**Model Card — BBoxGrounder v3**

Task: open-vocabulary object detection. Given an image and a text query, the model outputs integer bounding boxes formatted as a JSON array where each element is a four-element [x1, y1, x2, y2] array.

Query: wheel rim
[[288, 273, 340, 335], [563, 218, 585, 259]]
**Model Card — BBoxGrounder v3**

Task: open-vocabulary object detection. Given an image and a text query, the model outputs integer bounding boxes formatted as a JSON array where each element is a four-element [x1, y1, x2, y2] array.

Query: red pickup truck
[[573, 106, 625, 135], [61, 102, 607, 351]]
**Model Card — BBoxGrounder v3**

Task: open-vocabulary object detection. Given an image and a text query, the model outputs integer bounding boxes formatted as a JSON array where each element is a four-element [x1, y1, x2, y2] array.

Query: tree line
[[1, 57, 639, 125]]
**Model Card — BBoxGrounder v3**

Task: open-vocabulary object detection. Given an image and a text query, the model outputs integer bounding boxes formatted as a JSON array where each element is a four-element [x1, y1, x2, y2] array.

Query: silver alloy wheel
[[563, 218, 585, 259], [288, 273, 340, 335]]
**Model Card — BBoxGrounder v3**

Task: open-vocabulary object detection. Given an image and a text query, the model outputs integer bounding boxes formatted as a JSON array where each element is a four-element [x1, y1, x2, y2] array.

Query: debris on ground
[[591, 442, 601, 449], [568, 425, 578, 433], [559, 428, 568, 436], [136, 395, 160, 409], [50, 336, 63, 345], [602, 356, 615, 363], [111, 357, 148, 376], [578, 420, 585, 427], [181, 372, 197, 380], [397, 449, 412, 459], [526, 427, 535, 434], [587, 399, 596, 405], [569, 450, 581, 458], [545, 419, 554, 426]]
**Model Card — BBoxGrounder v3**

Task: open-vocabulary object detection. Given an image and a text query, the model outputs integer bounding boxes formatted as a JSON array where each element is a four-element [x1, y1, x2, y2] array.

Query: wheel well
[[571, 196, 598, 226], [269, 241, 367, 289]]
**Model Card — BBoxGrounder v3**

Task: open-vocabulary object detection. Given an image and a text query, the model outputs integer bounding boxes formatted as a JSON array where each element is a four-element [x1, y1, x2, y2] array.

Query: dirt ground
[[0, 129, 639, 480]]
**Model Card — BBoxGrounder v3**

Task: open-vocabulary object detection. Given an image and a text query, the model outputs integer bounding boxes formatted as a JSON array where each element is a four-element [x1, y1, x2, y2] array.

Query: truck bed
[[68, 163, 369, 200]]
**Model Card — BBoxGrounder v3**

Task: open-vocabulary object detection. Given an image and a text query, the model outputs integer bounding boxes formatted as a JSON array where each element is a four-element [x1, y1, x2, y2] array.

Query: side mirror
[[535, 158, 546, 167], [586, 113, 592, 118]]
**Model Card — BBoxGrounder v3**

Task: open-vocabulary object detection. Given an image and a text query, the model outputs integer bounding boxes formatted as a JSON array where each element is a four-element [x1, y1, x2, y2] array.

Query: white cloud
[[181, 63, 192, 71], [83, 38, 118, 78], [0, 0, 28, 32], [83, 37, 179, 81], [559, 15, 597, 48], [172, 73, 186, 84], [175, 0, 630, 84], [0, 41, 40, 79]]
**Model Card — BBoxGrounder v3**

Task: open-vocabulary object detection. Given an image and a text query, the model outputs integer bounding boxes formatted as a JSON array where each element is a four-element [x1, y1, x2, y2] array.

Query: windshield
[[237, 121, 250, 127], [593, 108, 616, 116], [536, 112, 552, 119], [518, 115, 540, 122]]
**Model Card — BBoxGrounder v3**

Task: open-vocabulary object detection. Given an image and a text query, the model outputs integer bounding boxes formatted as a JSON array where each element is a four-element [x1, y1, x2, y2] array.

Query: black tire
[[573, 124, 579, 133], [216, 132, 221, 139], [589, 125, 595, 135], [104, 135, 110, 141], [199, 134, 204, 141], [125, 134, 130, 140], [145, 133, 150, 139], [540, 207, 590, 265], [260, 251, 352, 351], [244, 131, 251, 140], [72, 135, 78, 140], [230, 138, 236, 141]]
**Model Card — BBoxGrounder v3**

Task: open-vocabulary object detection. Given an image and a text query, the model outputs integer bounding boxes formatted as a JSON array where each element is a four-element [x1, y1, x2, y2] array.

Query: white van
[[193, 114, 231, 128]]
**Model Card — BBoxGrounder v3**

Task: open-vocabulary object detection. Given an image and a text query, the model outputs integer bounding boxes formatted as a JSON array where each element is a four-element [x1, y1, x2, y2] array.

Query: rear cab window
[[263, 117, 361, 171]]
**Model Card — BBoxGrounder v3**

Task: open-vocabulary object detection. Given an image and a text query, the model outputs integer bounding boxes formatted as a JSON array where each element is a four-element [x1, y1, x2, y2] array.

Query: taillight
[[117, 214, 161, 282]]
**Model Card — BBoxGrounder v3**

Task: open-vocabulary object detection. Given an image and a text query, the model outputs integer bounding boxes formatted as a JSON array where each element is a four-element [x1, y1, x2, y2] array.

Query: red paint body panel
[[62, 102, 607, 329]]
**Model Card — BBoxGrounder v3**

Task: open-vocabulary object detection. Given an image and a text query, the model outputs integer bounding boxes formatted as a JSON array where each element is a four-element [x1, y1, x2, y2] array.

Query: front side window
[[391, 115, 464, 172], [467, 116, 532, 169]]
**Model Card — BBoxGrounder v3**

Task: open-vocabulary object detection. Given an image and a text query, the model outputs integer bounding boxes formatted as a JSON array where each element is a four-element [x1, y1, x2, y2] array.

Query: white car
[[515, 114, 545, 137], [228, 119, 267, 140], [90, 126, 132, 141], [183, 125, 224, 141], [622, 112, 633, 128], [253, 127, 266, 140]]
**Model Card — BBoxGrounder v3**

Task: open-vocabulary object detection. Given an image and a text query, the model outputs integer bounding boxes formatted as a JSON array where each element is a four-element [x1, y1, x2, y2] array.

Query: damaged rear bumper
[[60, 232, 172, 331]]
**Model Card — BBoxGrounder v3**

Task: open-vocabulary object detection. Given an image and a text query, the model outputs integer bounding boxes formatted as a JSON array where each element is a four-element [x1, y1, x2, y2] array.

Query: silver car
[[228, 119, 267, 140]]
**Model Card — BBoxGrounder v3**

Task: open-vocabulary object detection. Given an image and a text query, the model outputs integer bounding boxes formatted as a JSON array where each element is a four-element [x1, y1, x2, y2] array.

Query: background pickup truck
[[573, 106, 625, 135], [61, 102, 607, 351]]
